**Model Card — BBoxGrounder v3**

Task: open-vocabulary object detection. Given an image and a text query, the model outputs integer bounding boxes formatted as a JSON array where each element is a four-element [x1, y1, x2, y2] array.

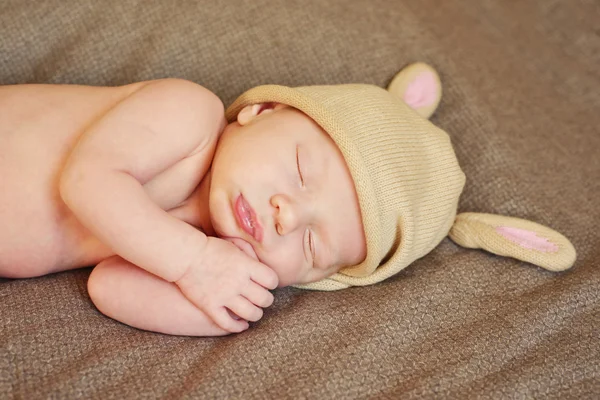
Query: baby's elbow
[[59, 164, 87, 209], [59, 168, 75, 206]]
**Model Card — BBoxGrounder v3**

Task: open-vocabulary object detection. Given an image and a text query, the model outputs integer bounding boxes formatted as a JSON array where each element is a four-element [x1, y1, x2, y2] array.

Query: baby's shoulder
[[135, 78, 224, 116], [127, 79, 226, 145]]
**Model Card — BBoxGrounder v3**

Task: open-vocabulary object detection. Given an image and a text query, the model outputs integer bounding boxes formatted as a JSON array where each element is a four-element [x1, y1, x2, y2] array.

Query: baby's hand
[[175, 236, 279, 333]]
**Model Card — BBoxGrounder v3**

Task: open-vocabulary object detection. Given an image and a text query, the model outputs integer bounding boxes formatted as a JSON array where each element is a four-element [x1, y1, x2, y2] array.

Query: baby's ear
[[387, 62, 442, 119], [237, 102, 287, 125]]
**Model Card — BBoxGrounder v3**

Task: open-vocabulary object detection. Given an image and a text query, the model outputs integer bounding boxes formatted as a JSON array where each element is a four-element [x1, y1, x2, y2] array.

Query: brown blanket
[[1, 0, 598, 398]]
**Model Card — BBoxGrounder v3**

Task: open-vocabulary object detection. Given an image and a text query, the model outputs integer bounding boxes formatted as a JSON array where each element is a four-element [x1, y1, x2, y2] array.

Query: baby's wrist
[[172, 230, 210, 284]]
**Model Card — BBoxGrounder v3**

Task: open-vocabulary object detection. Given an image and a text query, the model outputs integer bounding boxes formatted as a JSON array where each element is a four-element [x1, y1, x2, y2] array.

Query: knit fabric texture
[[225, 83, 466, 290]]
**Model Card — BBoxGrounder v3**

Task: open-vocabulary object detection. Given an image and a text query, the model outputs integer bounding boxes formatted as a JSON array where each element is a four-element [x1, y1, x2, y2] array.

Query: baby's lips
[[224, 237, 259, 261]]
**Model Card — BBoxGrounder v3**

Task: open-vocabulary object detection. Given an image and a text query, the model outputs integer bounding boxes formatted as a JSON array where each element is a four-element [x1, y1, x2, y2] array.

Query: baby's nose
[[270, 194, 304, 235]]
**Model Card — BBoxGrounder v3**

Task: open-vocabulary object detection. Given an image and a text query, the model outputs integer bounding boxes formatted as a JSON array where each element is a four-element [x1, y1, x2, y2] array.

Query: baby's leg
[[88, 256, 230, 336]]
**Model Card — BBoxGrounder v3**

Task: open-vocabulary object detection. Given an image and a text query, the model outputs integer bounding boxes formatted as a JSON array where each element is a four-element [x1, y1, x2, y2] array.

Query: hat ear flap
[[448, 213, 576, 271], [387, 62, 442, 119]]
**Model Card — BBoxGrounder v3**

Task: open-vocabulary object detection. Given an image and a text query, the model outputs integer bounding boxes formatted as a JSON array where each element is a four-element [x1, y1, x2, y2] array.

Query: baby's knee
[[87, 256, 121, 309]]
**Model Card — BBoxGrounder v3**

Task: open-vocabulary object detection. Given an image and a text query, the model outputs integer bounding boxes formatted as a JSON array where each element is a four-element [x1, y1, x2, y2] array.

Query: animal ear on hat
[[387, 62, 442, 119], [448, 213, 576, 272]]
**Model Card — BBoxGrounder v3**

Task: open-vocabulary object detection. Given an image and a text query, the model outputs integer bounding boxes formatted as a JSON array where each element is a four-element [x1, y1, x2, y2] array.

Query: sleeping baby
[[0, 63, 576, 336]]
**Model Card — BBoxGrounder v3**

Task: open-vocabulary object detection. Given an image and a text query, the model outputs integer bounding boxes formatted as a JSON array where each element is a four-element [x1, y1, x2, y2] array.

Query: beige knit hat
[[225, 63, 577, 291]]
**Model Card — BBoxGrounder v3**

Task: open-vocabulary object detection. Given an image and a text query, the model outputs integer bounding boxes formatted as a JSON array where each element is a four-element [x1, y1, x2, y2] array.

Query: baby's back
[[0, 82, 145, 276]]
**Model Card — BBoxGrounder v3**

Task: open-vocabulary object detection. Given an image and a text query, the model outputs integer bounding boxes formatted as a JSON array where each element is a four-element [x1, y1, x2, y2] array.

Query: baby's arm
[[60, 79, 220, 282], [60, 79, 278, 333], [88, 255, 231, 336]]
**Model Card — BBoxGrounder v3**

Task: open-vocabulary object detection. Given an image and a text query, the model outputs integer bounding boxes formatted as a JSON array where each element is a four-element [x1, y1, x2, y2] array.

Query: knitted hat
[[225, 63, 577, 291]]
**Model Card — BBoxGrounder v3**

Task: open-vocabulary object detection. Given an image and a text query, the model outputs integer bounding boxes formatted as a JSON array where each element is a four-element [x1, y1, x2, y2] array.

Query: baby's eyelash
[[309, 230, 316, 264], [296, 145, 304, 186], [304, 228, 316, 267]]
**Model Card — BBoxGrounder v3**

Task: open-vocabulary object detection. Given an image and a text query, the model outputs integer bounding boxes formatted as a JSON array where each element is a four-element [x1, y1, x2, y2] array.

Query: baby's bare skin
[[0, 80, 267, 336], [0, 81, 208, 276], [1, 80, 284, 336], [0, 80, 365, 336]]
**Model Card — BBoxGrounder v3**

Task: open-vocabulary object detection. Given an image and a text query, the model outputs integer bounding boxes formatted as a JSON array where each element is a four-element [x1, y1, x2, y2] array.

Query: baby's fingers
[[250, 263, 279, 290], [210, 307, 249, 333], [227, 296, 264, 322], [243, 281, 275, 308]]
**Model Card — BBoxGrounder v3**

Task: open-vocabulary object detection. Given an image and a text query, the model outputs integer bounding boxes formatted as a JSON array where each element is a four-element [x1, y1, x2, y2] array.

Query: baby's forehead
[[239, 104, 352, 173]]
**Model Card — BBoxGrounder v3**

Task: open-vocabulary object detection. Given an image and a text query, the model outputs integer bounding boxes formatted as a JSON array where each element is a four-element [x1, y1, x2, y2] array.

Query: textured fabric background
[[1, 0, 599, 398]]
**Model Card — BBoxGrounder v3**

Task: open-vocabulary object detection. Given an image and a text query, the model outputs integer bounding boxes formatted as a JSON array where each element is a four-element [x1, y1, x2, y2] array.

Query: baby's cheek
[[261, 247, 305, 287]]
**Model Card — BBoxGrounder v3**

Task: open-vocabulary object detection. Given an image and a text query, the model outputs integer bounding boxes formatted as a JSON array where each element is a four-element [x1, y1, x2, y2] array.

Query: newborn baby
[[0, 63, 576, 337], [0, 79, 365, 336]]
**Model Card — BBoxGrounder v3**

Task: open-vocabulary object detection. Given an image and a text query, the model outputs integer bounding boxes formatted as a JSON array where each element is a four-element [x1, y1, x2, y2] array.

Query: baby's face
[[209, 105, 366, 287]]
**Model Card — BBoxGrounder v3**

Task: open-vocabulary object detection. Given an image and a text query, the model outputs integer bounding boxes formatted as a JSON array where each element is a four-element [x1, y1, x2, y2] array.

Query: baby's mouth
[[234, 194, 263, 242]]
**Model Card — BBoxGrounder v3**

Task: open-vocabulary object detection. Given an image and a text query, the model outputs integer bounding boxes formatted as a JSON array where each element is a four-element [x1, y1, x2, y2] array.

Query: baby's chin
[[222, 237, 259, 261]]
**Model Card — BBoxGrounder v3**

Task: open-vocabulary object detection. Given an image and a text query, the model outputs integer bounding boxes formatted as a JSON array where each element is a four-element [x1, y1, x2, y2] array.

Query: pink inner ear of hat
[[402, 71, 439, 109], [495, 226, 559, 253]]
